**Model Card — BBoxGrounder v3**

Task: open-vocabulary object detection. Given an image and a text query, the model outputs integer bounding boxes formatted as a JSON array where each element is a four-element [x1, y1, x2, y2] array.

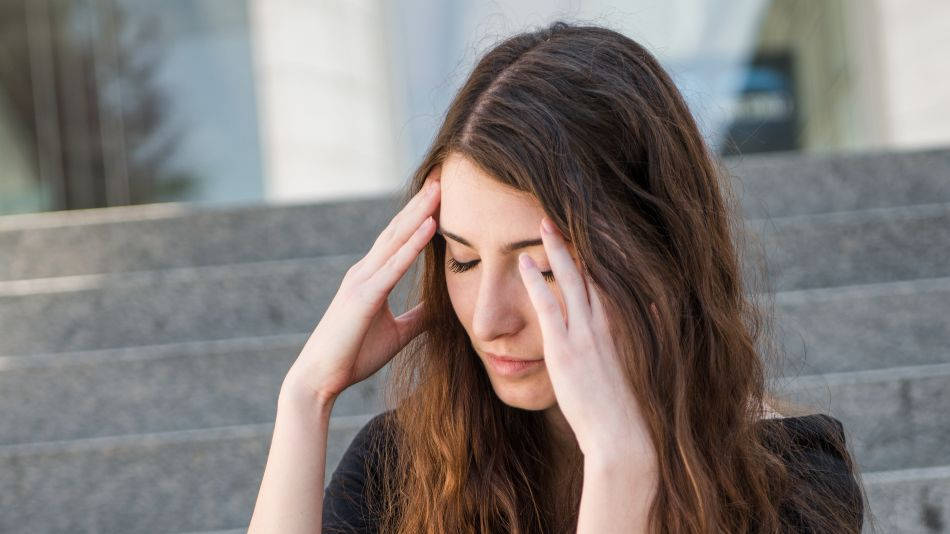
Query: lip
[[485, 352, 544, 377]]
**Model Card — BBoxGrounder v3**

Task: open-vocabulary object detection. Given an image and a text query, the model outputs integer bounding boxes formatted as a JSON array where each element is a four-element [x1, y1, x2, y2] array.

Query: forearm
[[247, 379, 335, 534], [577, 453, 658, 534]]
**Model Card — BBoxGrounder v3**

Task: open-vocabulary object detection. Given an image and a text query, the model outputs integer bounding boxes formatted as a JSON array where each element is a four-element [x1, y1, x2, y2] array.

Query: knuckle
[[413, 218, 432, 238], [376, 228, 394, 248], [345, 259, 367, 281], [379, 219, 399, 242], [353, 284, 382, 307], [382, 251, 400, 271], [336, 285, 358, 306]]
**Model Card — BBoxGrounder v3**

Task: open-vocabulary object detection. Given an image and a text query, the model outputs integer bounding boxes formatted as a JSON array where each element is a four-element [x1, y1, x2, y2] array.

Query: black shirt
[[322, 411, 863, 533]]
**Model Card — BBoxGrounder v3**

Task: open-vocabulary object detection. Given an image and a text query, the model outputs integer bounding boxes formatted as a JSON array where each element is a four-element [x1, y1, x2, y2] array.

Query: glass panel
[[0, 0, 263, 216], [382, 0, 895, 176]]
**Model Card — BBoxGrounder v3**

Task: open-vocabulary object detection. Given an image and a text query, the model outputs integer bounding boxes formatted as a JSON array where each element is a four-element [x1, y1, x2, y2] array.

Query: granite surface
[[1, 146, 948, 533]]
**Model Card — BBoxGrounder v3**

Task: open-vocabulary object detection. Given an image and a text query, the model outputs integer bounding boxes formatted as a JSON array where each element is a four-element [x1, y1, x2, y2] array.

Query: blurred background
[[1, 2, 948, 533], [1, 0, 947, 215]]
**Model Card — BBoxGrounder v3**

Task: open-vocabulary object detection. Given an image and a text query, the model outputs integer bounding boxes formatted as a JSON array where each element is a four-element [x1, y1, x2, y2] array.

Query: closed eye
[[447, 257, 556, 283]]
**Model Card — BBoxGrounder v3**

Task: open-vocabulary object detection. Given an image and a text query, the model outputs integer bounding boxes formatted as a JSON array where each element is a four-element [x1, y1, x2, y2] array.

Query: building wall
[[248, 0, 401, 204], [3, 0, 945, 215], [875, 0, 950, 149]]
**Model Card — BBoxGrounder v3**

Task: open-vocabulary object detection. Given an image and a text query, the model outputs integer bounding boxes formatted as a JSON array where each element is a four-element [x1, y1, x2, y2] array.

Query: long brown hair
[[367, 20, 868, 533]]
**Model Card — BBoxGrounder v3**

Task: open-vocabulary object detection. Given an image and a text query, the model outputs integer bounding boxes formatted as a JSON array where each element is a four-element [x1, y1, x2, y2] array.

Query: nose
[[470, 264, 527, 342]]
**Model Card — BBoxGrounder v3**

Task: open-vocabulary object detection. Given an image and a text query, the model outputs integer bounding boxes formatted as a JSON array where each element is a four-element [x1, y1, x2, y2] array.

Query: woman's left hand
[[518, 216, 657, 467]]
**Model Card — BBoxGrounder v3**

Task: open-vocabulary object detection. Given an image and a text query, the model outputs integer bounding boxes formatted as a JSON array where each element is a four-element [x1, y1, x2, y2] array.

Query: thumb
[[394, 300, 429, 346]]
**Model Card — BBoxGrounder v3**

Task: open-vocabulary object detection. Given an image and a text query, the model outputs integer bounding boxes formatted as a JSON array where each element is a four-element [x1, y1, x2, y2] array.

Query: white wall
[[248, 0, 401, 203], [246, 0, 950, 207], [874, 0, 950, 149]]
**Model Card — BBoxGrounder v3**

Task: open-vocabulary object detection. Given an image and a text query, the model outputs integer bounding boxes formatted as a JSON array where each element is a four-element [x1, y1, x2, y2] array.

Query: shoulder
[[322, 409, 396, 533], [756, 413, 865, 532], [345, 409, 397, 461], [757, 413, 853, 477]]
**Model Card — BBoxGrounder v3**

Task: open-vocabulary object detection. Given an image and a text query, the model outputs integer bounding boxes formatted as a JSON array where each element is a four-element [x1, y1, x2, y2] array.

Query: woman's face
[[437, 152, 579, 411]]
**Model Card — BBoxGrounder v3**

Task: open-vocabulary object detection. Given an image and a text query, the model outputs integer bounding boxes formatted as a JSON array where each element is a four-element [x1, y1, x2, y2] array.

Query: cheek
[[444, 271, 475, 320]]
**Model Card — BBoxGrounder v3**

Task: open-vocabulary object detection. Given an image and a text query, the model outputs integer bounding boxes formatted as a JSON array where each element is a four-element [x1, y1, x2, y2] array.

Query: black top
[[322, 411, 863, 533]]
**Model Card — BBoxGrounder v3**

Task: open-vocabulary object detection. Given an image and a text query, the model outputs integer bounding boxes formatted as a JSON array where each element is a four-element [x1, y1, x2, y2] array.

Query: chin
[[486, 371, 557, 411]]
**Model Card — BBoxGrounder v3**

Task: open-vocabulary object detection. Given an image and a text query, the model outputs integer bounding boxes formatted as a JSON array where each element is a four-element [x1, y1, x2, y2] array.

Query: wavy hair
[[365, 20, 867, 533]]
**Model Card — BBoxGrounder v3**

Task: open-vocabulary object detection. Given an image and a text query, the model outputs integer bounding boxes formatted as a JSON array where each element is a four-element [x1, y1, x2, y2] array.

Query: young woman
[[248, 21, 866, 534]]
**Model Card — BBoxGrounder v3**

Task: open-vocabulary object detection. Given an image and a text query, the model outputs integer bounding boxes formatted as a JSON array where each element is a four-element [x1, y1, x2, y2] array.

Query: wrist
[[584, 431, 657, 466], [584, 444, 658, 480], [585, 451, 657, 473], [279, 373, 337, 413], [580, 448, 658, 533], [584, 451, 659, 497]]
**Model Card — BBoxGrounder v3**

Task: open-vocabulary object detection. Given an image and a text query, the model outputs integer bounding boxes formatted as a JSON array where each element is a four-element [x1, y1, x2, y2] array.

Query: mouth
[[485, 352, 544, 377]]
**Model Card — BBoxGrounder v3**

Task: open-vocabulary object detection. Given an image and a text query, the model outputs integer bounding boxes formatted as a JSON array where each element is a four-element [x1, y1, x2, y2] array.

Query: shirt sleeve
[[322, 411, 392, 534], [774, 414, 865, 533]]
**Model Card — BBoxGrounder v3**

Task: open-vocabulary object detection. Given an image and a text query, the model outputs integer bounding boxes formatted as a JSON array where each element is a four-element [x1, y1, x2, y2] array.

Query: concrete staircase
[[0, 146, 947, 533]]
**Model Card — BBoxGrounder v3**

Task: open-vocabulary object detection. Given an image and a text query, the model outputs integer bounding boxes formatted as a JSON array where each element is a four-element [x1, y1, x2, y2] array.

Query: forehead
[[438, 153, 544, 236]]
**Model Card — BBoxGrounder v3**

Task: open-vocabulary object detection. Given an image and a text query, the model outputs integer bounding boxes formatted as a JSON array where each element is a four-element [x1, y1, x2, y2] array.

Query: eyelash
[[447, 257, 557, 283]]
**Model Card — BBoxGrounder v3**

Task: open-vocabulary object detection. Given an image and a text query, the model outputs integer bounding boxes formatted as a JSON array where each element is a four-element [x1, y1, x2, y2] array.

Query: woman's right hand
[[282, 166, 442, 406]]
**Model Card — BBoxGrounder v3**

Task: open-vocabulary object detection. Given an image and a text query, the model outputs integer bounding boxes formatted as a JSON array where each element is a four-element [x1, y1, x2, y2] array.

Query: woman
[[248, 21, 866, 533]]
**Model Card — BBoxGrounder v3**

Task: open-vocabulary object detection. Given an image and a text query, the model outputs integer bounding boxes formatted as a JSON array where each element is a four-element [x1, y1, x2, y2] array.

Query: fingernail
[[519, 254, 535, 269], [540, 218, 555, 234]]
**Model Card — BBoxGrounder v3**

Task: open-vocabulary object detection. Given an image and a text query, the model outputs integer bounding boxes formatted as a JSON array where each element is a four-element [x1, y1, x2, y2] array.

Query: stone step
[[2, 143, 946, 534], [167, 476, 950, 534], [2, 313, 945, 465], [2, 146, 947, 283], [171, 467, 950, 534], [4, 197, 949, 296], [776, 361, 950, 472], [726, 145, 950, 219], [861, 465, 950, 534], [746, 201, 950, 292], [0, 256, 348, 355], [2, 250, 947, 372], [772, 276, 950, 375], [0, 196, 395, 282], [141, 466, 950, 534], [0, 333, 387, 446], [0, 404, 946, 534], [2, 200, 947, 320], [0, 254, 415, 356], [0, 413, 372, 534]]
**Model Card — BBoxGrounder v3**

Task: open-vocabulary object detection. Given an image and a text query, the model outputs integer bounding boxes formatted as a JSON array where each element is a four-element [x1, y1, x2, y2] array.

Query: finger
[[585, 271, 608, 331], [394, 300, 429, 346], [539, 217, 591, 320], [361, 215, 436, 306], [361, 177, 440, 276], [518, 253, 569, 341]]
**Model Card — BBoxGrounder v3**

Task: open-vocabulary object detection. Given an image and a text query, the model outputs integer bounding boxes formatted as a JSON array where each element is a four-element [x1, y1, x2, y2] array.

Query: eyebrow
[[437, 226, 543, 253]]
